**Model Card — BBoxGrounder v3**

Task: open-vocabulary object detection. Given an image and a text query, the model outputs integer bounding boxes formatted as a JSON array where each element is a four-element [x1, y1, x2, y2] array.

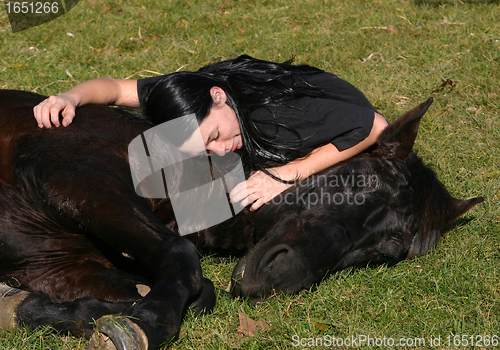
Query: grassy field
[[1, 0, 499, 349]]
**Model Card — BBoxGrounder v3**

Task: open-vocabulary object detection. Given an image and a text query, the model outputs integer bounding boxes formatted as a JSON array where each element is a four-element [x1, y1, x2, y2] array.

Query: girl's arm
[[33, 78, 139, 128], [278, 112, 388, 180], [230, 112, 388, 210]]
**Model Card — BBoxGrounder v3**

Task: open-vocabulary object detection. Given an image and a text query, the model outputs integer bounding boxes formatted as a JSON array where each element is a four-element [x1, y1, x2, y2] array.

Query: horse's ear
[[376, 97, 434, 160], [448, 196, 484, 222]]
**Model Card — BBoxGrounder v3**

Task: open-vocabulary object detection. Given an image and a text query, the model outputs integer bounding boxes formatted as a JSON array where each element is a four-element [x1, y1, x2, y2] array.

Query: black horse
[[228, 98, 484, 303], [0, 90, 482, 349]]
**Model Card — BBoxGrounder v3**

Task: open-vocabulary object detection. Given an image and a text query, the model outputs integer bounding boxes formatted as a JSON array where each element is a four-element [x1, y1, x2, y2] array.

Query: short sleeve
[[299, 72, 377, 111], [250, 96, 375, 154]]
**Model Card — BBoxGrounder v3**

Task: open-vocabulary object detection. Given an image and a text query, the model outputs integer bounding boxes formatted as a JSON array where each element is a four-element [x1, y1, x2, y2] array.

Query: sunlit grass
[[0, 0, 498, 348]]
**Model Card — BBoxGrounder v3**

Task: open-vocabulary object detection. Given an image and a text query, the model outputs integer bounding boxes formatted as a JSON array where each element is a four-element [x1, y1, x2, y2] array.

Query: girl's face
[[179, 87, 243, 156]]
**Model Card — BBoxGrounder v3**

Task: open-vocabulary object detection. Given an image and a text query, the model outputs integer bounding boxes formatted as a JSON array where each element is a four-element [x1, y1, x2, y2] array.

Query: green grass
[[1, 0, 499, 348]]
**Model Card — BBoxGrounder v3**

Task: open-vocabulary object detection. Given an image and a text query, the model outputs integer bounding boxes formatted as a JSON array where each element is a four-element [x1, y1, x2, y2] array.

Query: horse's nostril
[[258, 244, 292, 272], [234, 243, 308, 301]]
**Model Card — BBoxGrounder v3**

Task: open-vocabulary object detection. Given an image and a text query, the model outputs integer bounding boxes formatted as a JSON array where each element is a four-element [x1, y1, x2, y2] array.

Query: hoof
[[188, 277, 216, 315], [87, 316, 148, 350], [0, 283, 30, 331]]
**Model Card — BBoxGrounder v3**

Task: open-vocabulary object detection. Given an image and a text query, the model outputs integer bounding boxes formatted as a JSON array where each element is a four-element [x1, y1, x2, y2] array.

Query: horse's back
[[0, 89, 151, 185], [0, 90, 45, 184]]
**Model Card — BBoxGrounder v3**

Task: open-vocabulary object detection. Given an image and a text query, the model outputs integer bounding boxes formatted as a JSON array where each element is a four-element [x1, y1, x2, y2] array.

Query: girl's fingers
[[240, 190, 260, 209], [229, 181, 249, 203], [61, 109, 76, 127], [40, 101, 54, 128], [50, 105, 62, 127], [35, 98, 56, 128], [231, 183, 259, 207], [250, 198, 266, 211], [33, 105, 43, 128], [33, 96, 76, 128], [230, 170, 291, 210], [61, 114, 75, 127]]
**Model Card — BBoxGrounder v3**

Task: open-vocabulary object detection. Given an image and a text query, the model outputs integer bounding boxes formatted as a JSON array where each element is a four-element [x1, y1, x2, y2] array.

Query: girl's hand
[[229, 168, 295, 211], [33, 94, 78, 128], [32, 78, 140, 128]]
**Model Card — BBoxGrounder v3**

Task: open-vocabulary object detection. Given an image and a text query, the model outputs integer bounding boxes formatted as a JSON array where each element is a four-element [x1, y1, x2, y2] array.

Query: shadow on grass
[[445, 215, 479, 232]]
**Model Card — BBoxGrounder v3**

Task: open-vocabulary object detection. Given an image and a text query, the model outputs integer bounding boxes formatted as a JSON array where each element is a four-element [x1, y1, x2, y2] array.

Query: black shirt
[[137, 72, 376, 155]]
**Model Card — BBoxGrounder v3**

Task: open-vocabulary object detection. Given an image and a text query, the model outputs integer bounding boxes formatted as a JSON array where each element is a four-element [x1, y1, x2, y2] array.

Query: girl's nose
[[208, 141, 226, 156]]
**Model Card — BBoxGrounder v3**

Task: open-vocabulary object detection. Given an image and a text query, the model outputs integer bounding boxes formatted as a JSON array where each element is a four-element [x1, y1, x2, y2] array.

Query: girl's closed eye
[[206, 131, 219, 146]]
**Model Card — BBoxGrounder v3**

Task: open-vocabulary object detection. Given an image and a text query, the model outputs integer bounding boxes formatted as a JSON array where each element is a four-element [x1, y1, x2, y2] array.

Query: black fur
[[0, 91, 482, 346]]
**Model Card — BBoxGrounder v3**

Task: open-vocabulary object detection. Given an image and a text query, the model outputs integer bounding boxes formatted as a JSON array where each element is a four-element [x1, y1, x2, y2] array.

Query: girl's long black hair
[[142, 55, 327, 177]]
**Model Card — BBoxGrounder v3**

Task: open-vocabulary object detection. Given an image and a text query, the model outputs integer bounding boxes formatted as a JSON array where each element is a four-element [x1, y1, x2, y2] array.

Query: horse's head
[[231, 98, 484, 303]]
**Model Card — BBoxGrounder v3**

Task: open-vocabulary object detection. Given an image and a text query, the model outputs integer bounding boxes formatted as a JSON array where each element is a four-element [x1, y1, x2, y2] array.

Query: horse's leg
[[0, 182, 150, 340], [14, 141, 213, 349], [2, 258, 151, 303], [0, 179, 150, 301], [0, 283, 134, 338]]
